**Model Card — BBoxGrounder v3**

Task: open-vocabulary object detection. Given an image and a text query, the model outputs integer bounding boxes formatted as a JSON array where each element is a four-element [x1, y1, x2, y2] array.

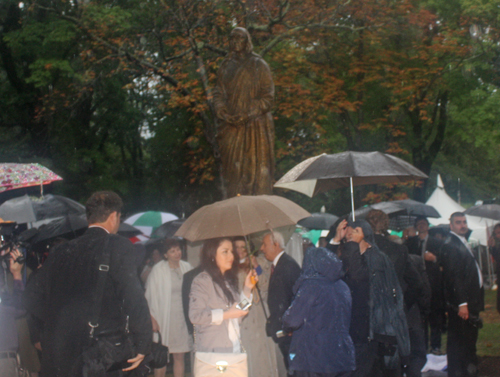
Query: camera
[[0, 222, 27, 264]]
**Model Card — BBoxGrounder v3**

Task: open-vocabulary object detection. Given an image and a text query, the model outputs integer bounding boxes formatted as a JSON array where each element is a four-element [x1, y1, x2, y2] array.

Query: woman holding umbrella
[[189, 237, 257, 376], [233, 236, 279, 377], [331, 219, 410, 377]]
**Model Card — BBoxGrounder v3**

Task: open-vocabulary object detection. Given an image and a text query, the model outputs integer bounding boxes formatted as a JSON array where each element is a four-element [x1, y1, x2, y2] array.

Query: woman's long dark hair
[[201, 237, 239, 304]]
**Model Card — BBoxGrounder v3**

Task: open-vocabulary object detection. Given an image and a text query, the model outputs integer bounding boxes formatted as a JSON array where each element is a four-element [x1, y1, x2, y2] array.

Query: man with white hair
[[260, 231, 301, 371]]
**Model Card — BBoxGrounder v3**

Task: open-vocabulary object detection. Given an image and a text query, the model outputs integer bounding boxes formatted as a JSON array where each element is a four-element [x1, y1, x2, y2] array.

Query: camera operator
[[0, 246, 25, 377]]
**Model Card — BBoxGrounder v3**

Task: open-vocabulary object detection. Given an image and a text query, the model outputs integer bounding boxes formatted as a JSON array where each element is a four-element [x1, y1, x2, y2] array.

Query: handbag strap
[[88, 236, 111, 338]]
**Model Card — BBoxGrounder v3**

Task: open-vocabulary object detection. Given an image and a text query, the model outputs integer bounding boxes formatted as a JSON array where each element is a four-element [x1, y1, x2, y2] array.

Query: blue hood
[[294, 247, 343, 293]]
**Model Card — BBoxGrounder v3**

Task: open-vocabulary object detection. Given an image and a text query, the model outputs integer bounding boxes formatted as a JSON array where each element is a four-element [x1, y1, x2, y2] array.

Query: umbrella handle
[[350, 177, 355, 221]]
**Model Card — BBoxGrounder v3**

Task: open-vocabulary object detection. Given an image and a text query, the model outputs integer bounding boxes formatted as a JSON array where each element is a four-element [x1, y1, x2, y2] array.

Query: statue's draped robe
[[214, 52, 275, 197]]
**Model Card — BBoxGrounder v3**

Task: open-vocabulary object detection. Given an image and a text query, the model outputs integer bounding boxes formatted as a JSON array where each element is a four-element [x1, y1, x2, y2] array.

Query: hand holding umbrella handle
[[244, 269, 258, 297], [333, 219, 348, 243]]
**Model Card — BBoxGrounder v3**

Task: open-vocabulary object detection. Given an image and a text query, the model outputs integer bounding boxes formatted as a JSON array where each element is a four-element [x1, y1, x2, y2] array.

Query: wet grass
[[477, 289, 500, 357], [440, 290, 500, 356]]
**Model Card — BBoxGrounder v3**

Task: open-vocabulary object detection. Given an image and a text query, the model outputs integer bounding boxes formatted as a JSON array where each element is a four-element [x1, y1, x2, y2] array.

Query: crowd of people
[[0, 190, 497, 377]]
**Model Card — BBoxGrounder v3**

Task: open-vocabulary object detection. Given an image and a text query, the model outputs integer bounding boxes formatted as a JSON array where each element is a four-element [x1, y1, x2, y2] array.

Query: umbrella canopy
[[0, 163, 62, 193], [275, 152, 428, 196], [117, 223, 143, 238], [349, 199, 440, 231], [352, 198, 439, 218], [298, 212, 339, 230], [24, 217, 144, 246], [124, 211, 178, 237], [0, 194, 85, 224], [29, 214, 88, 245], [351, 202, 407, 220], [274, 151, 428, 220], [150, 219, 186, 239], [465, 204, 500, 221], [175, 195, 310, 242]]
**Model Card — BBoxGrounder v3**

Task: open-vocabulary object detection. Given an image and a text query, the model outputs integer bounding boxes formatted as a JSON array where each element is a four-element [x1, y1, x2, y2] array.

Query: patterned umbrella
[[0, 163, 63, 193], [124, 211, 178, 237]]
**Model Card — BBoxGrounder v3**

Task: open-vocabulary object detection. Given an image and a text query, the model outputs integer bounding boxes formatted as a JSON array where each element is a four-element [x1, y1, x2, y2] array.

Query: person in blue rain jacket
[[282, 247, 355, 377]]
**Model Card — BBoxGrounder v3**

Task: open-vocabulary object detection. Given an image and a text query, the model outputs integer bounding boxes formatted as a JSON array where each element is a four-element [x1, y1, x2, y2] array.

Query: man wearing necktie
[[440, 212, 484, 377], [260, 232, 301, 372], [405, 217, 446, 354]]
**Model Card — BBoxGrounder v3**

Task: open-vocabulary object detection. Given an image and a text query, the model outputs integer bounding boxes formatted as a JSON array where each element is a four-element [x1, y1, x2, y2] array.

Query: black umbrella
[[25, 217, 143, 246], [298, 212, 339, 230], [0, 194, 85, 224], [465, 204, 500, 220], [349, 199, 440, 230], [391, 199, 440, 218], [275, 151, 428, 220], [29, 214, 88, 244], [151, 219, 186, 239], [117, 223, 143, 238], [351, 202, 406, 220]]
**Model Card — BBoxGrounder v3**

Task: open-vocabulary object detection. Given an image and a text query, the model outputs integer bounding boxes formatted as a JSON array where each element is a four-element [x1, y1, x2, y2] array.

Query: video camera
[[0, 222, 27, 264]]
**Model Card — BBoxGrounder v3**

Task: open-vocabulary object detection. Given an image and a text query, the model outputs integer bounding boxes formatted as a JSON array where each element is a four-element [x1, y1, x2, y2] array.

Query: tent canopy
[[425, 175, 496, 245]]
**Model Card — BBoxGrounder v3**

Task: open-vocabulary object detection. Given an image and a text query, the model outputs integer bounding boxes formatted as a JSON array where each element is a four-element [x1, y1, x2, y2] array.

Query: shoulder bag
[[81, 237, 136, 377]]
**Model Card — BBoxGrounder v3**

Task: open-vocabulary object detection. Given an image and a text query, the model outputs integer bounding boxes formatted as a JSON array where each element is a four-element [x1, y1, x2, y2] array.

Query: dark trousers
[[425, 309, 445, 351], [404, 326, 427, 377], [351, 342, 400, 377], [447, 310, 479, 377], [278, 336, 292, 371]]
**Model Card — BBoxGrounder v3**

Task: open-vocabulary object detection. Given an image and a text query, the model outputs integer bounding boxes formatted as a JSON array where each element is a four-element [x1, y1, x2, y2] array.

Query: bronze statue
[[214, 27, 275, 197]]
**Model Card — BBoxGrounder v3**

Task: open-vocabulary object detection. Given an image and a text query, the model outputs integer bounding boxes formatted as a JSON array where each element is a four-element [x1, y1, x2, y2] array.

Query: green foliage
[[1, 0, 500, 216]]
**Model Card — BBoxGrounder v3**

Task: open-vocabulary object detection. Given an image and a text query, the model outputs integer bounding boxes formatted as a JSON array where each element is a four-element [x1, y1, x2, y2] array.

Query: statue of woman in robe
[[214, 27, 275, 197]]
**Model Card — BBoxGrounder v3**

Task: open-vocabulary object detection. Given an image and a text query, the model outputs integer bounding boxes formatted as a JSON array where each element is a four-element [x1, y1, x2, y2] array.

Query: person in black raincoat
[[330, 219, 410, 377], [282, 247, 355, 377]]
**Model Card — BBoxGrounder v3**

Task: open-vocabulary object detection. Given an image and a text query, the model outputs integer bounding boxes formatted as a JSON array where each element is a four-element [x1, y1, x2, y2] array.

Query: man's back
[[25, 227, 151, 376]]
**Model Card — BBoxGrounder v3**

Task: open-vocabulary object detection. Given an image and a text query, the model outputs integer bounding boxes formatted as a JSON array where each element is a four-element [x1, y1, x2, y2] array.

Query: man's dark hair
[[414, 216, 429, 227], [450, 212, 466, 222], [86, 191, 123, 224]]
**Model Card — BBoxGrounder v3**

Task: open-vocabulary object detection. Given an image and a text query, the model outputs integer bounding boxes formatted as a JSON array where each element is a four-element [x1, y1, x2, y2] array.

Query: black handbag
[[374, 333, 398, 357], [81, 237, 136, 377], [149, 331, 169, 369]]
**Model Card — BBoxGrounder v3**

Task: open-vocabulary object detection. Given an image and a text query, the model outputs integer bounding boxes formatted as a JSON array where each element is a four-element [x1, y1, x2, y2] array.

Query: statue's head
[[229, 27, 253, 54]]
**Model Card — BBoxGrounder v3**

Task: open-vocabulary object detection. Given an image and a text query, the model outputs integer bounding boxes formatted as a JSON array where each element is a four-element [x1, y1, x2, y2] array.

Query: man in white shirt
[[261, 232, 301, 371], [440, 212, 484, 377]]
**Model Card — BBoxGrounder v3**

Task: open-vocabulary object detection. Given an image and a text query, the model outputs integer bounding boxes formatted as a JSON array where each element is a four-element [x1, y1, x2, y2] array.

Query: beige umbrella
[[174, 195, 310, 242]]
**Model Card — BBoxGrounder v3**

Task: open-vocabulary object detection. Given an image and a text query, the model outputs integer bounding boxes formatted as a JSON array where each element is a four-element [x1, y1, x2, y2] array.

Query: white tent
[[426, 175, 495, 246]]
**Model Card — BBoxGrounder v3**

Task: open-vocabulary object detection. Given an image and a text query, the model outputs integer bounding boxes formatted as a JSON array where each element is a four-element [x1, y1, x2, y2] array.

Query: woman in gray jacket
[[189, 237, 257, 376]]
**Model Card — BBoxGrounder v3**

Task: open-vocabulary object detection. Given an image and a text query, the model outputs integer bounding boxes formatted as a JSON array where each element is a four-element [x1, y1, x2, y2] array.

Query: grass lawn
[[477, 289, 500, 357], [441, 289, 500, 356]]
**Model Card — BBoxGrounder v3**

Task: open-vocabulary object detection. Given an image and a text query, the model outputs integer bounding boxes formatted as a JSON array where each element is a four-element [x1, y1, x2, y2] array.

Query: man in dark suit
[[24, 191, 152, 377], [260, 231, 301, 370], [405, 216, 446, 354], [440, 212, 484, 377]]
